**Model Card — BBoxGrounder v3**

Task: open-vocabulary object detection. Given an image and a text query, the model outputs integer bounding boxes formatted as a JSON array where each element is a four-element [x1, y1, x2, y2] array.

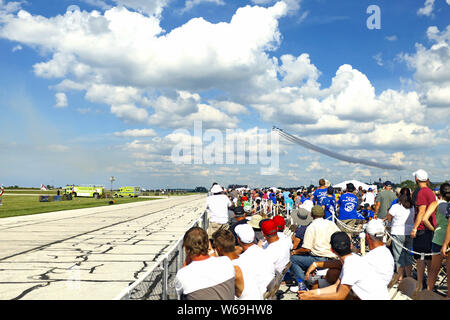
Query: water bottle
[[297, 278, 308, 291]]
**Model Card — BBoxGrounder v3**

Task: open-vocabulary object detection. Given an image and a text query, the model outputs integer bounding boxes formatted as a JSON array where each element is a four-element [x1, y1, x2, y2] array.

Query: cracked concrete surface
[[0, 195, 206, 300]]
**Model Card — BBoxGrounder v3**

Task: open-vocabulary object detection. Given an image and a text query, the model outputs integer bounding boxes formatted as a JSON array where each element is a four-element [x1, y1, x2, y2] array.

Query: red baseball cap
[[242, 196, 248, 201], [273, 215, 285, 231], [261, 219, 278, 236]]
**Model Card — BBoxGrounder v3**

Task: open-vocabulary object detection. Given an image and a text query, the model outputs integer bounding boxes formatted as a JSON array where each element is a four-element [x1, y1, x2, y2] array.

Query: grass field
[[0, 195, 159, 219]]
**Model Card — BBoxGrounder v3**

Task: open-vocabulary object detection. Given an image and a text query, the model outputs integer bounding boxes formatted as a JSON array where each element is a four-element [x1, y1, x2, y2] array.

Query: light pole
[[110, 176, 115, 198]]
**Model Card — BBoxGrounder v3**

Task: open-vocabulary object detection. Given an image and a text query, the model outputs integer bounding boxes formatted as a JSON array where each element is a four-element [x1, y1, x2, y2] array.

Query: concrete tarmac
[[0, 194, 206, 300]]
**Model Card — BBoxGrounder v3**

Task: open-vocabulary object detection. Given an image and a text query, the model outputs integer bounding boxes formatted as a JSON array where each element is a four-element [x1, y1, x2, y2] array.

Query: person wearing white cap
[[302, 219, 394, 299], [234, 224, 276, 298], [362, 219, 394, 288], [206, 184, 233, 239], [410, 169, 436, 291]]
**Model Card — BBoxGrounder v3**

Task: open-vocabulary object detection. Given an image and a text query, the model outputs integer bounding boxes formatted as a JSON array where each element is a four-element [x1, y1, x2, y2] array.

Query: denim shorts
[[431, 242, 442, 254]]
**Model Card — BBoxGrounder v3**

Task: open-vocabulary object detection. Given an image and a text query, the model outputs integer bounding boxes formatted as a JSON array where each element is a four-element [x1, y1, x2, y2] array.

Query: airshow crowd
[[175, 170, 450, 300]]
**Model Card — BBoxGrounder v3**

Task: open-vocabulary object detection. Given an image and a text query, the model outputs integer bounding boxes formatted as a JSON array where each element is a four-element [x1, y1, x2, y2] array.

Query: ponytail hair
[[398, 187, 412, 209]]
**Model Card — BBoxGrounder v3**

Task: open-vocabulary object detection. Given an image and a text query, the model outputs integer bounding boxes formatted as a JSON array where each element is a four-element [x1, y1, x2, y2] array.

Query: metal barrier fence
[[114, 210, 208, 300]]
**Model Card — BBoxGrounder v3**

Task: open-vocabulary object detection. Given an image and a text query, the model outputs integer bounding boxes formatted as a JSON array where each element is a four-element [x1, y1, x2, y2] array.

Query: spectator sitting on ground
[[212, 228, 260, 300], [298, 231, 391, 300], [175, 227, 235, 300], [234, 224, 276, 299], [289, 205, 340, 291], [206, 184, 233, 240], [260, 219, 291, 274]]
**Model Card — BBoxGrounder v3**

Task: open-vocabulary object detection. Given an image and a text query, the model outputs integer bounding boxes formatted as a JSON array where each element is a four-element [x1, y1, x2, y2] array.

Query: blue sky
[[0, 0, 449, 189]]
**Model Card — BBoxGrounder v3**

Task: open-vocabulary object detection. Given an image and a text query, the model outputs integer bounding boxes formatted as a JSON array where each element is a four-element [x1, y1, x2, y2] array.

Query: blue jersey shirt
[[313, 187, 328, 205], [338, 193, 362, 220], [321, 196, 336, 221], [269, 193, 277, 204]]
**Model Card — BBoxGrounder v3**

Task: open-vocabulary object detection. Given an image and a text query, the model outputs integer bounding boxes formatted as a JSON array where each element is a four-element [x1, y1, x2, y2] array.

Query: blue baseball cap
[[384, 181, 393, 187]]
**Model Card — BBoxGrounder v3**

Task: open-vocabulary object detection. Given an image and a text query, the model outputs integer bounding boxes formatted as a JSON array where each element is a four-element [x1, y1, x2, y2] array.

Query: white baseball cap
[[210, 184, 224, 194], [235, 224, 255, 244], [413, 169, 428, 182], [365, 219, 385, 237]]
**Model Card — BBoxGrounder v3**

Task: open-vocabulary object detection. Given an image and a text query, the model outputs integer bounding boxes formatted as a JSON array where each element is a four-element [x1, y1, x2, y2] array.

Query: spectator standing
[[374, 181, 397, 219], [364, 188, 376, 207], [311, 179, 328, 205], [321, 186, 336, 221], [410, 169, 437, 291], [285, 194, 294, 220], [175, 227, 235, 300], [420, 183, 450, 292], [440, 199, 450, 299], [206, 184, 233, 239], [385, 188, 415, 282]]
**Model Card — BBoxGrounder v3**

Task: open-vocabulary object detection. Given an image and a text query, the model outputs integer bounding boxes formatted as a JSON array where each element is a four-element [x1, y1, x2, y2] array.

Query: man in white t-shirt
[[235, 224, 276, 298], [206, 184, 233, 239], [175, 227, 235, 300], [299, 231, 390, 300], [362, 219, 394, 287], [212, 228, 261, 300], [260, 219, 291, 274]]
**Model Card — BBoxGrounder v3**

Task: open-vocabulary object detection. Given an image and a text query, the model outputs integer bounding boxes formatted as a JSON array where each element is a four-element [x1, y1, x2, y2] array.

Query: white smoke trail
[[273, 127, 404, 171]]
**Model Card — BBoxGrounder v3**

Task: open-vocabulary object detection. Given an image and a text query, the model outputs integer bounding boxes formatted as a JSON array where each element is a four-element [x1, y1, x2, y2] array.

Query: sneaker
[[289, 286, 299, 293]]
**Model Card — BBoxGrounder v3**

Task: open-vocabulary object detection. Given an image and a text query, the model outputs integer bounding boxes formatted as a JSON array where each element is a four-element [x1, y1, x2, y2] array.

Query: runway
[[0, 194, 206, 300]]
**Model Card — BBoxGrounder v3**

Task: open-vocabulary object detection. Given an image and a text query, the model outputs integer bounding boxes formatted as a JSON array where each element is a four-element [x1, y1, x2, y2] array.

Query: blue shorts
[[431, 242, 442, 254]]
